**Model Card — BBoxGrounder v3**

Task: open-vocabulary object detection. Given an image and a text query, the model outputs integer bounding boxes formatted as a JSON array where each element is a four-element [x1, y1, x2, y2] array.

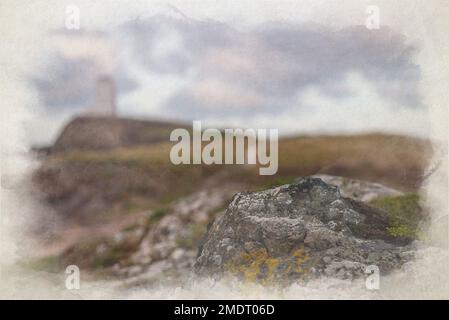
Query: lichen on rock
[[194, 177, 418, 283]]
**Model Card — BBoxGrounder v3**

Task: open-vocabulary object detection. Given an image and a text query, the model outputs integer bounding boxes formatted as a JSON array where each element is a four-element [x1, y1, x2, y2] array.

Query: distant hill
[[51, 116, 185, 153], [33, 132, 431, 224]]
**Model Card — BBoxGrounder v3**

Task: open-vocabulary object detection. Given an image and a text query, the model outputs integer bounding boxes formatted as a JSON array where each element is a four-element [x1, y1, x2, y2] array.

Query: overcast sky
[[5, 1, 447, 146]]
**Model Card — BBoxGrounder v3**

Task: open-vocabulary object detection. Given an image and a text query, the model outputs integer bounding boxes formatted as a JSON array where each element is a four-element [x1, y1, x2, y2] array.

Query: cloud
[[214, 71, 429, 137], [115, 17, 419, 126], [32, 10, 426, 138], [33, 30, 138, 110]]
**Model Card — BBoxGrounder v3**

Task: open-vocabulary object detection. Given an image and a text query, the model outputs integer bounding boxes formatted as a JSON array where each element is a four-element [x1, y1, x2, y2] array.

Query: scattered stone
[[119, 182, 247, 281]]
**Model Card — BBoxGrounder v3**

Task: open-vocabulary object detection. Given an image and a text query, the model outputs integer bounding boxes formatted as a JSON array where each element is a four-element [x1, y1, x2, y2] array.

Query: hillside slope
[[51, 116, 185, 153], [33, 133, 431, 224]]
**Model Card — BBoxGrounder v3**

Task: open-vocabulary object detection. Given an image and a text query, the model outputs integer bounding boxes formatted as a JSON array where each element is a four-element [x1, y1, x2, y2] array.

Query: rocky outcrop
[[312, 174, 403, 202], [113, 181, 248, 284], [194, 177, 415, 283]]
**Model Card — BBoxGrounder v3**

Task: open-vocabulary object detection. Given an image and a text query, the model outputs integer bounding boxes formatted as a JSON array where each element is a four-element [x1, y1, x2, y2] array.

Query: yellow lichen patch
[[239, 249, 272, 283], [226, 247, 310, 286], [288, 248, 309, 274], [264, 257, 280, 276], [278, 248, 310, 286]]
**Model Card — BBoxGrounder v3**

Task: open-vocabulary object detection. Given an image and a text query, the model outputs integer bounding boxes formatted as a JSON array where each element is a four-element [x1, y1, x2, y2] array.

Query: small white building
[[86, 75, 116, 117]]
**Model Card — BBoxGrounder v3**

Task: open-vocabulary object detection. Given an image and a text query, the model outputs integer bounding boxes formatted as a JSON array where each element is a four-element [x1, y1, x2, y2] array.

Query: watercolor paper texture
[[0, 0, 448, 299]]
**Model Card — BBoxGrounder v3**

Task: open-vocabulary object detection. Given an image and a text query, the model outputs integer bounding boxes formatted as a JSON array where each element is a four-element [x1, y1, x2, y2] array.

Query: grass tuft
[[369, 193, 425, 240]]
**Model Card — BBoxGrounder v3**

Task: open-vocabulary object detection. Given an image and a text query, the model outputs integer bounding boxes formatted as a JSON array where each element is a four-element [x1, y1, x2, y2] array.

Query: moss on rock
[[369, 193, 425, 240]]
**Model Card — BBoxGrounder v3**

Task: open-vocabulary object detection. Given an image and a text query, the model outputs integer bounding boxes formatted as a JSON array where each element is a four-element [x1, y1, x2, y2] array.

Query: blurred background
[[27, 5, 430, 147], [2, 1, 447, 291]]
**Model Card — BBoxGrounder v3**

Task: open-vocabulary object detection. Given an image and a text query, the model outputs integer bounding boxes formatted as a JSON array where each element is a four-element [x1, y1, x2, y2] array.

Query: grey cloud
[[120, 15, 238, 74], [33, 33, 138, 110], [126, 16, 422, 118], [33, 54, 96, 108], [34, 13, 423, 119]]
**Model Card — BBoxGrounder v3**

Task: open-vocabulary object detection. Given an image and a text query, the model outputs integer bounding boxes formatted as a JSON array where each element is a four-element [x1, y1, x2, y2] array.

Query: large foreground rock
[[194, 177, 414, 283]]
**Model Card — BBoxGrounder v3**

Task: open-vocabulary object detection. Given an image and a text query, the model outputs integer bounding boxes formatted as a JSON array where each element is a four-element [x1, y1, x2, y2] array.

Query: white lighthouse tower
[[87, 75, 117, 117]]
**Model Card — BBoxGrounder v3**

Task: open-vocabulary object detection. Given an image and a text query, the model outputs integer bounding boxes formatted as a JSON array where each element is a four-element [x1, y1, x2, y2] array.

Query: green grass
[[275, 134, 430, 190], [176, 223, 208, 249], [146, 207, 169, 225], [369, 193, 425, 239], [92, 247, 124, 269], [261, 176, 296, 189], [47, 133, 430, 191], [52, 143, 173, 168], [61, 233, 144, 271], [19, 255, 62, 273]]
